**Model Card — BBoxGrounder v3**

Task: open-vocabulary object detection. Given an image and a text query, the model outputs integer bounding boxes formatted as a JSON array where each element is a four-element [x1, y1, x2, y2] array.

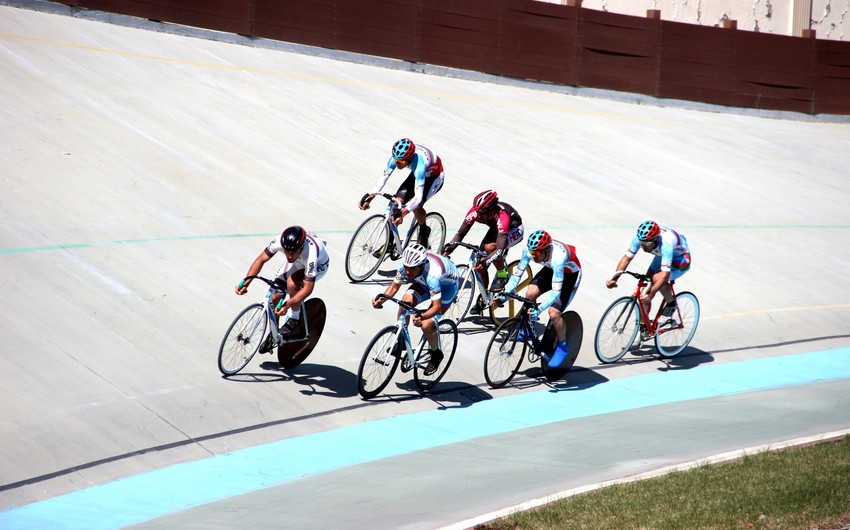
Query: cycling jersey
[[627, 227, 691, 279], [394, 252, 460, 312], [372, 144, 444, 212], [450, 202, 524, 261], [504, 239, 581, 312], [265, 230, 330, 282]]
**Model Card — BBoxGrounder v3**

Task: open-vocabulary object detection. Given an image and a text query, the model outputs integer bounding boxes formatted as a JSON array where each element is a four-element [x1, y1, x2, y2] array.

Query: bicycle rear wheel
[[655, 291, 700, 357], [345, 214, 390, 282], [357, 325, 402, 399], [403, 212, 446, 251], [443, 265, 476, 324], [484, 317, 528, 388], [278, 298, 327, 369], [489, 260, 533, 326], [218, 303, 268, 375], [541, 311, 584, 381], [594, 297, 640, 364], [414, 319, 458, 390]]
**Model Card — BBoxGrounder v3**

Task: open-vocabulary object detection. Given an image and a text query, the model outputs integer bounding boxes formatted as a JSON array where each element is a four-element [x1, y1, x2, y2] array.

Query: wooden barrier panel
[[658, 21, 736, 107], [813, 39, 850, 114], [577, 9, 661, 96], [76, 0, 252, 35], [418, 0, 502, 73]]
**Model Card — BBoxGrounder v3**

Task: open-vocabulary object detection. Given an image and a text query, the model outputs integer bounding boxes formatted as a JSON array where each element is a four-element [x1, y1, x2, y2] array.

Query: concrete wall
[[540, 0, 849, 40]]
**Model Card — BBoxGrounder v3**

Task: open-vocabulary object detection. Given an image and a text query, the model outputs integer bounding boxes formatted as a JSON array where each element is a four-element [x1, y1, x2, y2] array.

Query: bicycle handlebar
[[491, 290, 539, 309], [617, 270, 652, 283], [242, 275, 288, 292], [374, 293, 422, 315], [446, 240, 488, 258]]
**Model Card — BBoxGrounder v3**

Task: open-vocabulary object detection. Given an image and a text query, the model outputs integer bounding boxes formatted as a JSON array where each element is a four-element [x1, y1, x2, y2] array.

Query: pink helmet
[[473, 190, 499, 213]]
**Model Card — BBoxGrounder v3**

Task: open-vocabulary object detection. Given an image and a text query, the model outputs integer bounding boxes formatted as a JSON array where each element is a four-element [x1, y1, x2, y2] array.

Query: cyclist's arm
[[445, 212, 476, 253], [236, 249, 273, 294], [369, 158, 396, 195], [419, 297, 442, 321], [646, 270, 670, 299], [607, 253, 634, 287], [502, 248, 531, 293], [373, 281, 401, 309]]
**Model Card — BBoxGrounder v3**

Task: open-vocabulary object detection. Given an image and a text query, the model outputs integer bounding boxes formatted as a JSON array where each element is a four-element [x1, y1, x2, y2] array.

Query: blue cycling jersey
[[393, 252, 459, 301], [627, 227, 691, 272]]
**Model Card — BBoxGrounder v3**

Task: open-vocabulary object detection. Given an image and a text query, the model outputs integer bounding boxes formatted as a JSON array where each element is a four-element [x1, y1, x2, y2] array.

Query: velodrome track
[[1, 4, 849, 528]]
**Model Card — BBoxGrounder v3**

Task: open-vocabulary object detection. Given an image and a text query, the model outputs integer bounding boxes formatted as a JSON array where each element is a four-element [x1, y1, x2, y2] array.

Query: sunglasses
[[530, 249, 545, 258]]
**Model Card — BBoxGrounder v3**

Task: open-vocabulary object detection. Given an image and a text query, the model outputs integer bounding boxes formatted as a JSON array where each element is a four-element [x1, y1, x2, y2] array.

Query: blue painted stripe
[[2, 347, 849, 529]]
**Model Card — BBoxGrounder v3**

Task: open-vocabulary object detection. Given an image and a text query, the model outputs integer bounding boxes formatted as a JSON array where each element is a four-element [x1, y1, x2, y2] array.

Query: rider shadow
[[256, 360, 360, 398], [388, 380, 495, 409], [221, 370, 289, 383], [512, 365, 609, 392], [655, 346, 714, 372]]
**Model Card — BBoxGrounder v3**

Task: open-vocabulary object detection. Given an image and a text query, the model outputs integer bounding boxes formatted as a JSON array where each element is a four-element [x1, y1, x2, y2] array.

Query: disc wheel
[[218, 303, 268, 375], [655, 292, 700, 357], [483, 317, 527, 388], [414, 319, 458, 390], [541, 311, 583, 381], [357, 326, 401, 399], [277, 298, 327, 369], [594, 296, 639, 364], [345, 214, 390, 282]]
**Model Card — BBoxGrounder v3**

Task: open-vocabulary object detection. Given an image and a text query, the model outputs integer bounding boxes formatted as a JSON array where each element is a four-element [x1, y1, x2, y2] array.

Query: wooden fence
[[55, 0, 850, 114]]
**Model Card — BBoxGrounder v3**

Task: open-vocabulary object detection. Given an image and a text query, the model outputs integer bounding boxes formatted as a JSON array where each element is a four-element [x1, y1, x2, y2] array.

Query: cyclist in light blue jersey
[[372, 244, 459, 375], [359, 138, 445, 246], [606, 220, 691, 330], [499, 230, 582, 369]]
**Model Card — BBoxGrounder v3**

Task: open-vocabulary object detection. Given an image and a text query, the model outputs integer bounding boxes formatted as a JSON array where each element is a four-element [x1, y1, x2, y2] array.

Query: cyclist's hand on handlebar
[[235, 279, 249, 295], [605, 278, 619, 289], [359, 193, 374, 210], [442, 241, 457, 256], [412, 313, 423, 327], [528, 306, 540, 321], [372, 295, 385, 309]]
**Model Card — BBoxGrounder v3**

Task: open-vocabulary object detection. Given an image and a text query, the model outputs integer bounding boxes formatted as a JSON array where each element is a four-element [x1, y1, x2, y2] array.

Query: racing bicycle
[[218, 275, 327, 375], [345, 193, 446, 282], [483, 291, 583, 387], [357, 294, 458, 399], [443, 241, 533, 326], [594, 270, 699, 363]]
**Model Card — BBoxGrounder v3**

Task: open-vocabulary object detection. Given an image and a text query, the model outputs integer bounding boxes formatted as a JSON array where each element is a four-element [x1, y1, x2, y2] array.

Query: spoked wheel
[[403, 212, 447, 252], [414, 319, 458, 390], [489, 260, 533, 326], [655, 292, 700, 357], [594, 296, 640, 364], [357, 325, 402, 399], [443, 265, 476, 324], [541, 311, 583, 381], [218, 303, 268, 375], [277, 298, 327, 369], [484, 317, 528, 388], [345, 214, 390, 282]]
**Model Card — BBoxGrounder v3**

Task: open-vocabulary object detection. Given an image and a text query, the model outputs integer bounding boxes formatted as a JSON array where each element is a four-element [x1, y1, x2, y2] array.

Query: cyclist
[[235, 225, 330, 347], [606, 220, 691, 335], [359, 138, 445, 248], [372, 243, 460, 375], [442, 189, 524, 313], [498, 230, 582, 369]]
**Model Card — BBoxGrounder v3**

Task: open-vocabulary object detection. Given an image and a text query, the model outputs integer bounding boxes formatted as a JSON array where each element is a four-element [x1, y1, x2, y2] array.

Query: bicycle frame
[[243, 275, 309, 348], [456, 242, 495, 306], [359, 193, 419, 257], [379, 295, 432, 371], [622, 271, 682, 336], [499, 292, 547, 359]]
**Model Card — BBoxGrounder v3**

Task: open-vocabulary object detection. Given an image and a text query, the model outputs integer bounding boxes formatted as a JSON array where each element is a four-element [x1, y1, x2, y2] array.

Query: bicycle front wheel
[[443, 265, 476, 324], [218, 303, 268, 375], [655, 291, 700, 357], [594, 297, 640, 364], [489, 260, 533, 326], [357, 325, 402, 399], [484, 317, 528, 388], [403, 212, 447, 252], [345, 214, 390, 282], [414, 319, 458, 390]]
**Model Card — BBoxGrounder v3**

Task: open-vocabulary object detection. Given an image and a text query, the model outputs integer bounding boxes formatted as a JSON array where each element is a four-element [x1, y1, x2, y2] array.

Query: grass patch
[[478, 436, 850, 530]]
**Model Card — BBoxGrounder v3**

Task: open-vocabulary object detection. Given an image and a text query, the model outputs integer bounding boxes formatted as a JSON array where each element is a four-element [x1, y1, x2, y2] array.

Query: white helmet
[[402, 244, 429, 268]]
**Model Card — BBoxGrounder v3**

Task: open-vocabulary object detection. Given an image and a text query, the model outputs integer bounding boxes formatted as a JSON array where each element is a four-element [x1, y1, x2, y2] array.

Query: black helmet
[[282, 225, 306, 252]]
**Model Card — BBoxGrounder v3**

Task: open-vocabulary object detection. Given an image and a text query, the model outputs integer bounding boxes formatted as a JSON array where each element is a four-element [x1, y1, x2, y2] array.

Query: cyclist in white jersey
[[236, 225, 330, 340], [606, 220, 691, 331], [372, 244, 459, 375], [359, 138, 445, 247], [499, 230, 582, 369]]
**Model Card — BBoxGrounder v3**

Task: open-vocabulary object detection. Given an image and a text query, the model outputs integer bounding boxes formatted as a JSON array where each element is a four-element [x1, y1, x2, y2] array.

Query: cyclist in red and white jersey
[[499, 230, 582, 369], [443, 190, 524, 310], [358, 138, 445, 247]]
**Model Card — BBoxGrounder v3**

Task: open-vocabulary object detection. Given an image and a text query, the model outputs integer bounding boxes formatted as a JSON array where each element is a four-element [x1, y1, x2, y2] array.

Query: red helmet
[[473, 190, 499, 213], [391, 138, 416, 161], [637, 220, 660, 242]]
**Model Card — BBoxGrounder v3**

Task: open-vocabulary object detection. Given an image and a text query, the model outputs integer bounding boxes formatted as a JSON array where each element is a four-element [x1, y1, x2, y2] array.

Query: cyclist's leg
[[493, 224, 524, 289], [547, 269, 581, 367], [477, 226, 499, 289], [413, 174, 444, 245]]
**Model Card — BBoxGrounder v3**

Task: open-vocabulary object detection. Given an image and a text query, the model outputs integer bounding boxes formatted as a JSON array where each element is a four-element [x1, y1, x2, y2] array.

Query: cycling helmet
[[402, 243, 429, 268], [636, 220, 660, 242], [527, 230, 551, 252], [391, 138, 416, 161], [282, 225, 306, 251], [473, 190, 499, 213]]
